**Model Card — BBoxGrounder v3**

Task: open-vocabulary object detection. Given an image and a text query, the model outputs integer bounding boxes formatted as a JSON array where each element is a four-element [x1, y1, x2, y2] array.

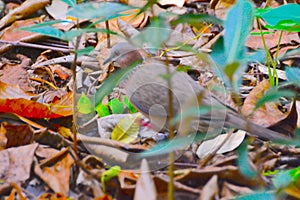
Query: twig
[[0, 40, 72, 53], [77, 133, 148, 151], [79, 114, 98, 129], [166, 61, 175, 200], [105, 20, 111, 48], [198, 130, 234, 168]]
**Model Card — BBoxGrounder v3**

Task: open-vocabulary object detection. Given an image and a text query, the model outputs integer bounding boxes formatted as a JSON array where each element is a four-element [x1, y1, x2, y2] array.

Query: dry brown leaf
[[4, 3, 20, 15], [199, 175, 218, 200], [174, 166, 262, 187], [221, 182, 253, 198], [0, 143, 38, 192], [268, 101, 297, 136], [0, 81, 32, 99], [242, 79, 288, 127], [0, 16, 43, 41], [246, 31, 300, 57], [210, 0, 236, 9], [43, 90, 68, 104], [34, 148, 74, 196], [96, 8, 146, 43], [285, 182, 300, 199], [0, 123, 33, 148], [50, 92, 73, 117], [35, 146, 60, 160], [134, 159, 157, 200], [45, 0, 69, 20], [51, 64, 72, 80], [117, 18, 140, 39], [119, 9, 146, 28], [154, 174, 201, 196], [0, 55, 34, 92], [0, 0, 50, 30]]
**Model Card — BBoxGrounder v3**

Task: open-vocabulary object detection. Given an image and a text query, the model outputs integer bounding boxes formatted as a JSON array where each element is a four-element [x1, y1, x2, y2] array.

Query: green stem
[[273, 30, 283, 85], [258, 19, 274, 86], [166, 62, 175, 200]]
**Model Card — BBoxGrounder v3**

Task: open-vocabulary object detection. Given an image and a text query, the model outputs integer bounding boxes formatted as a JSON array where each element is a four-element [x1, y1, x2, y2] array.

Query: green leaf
[[247, 49, 266, 63], [210, 37, 232, 86], [62, 28, 117, 41], [255, 88, 295, 109], [75, 46, 94, 57], [272, 166, 300, 198], [93, 60, 142, 107], [265, 22, 300, 32], [138, 133, 200, 157], [62, 0, 76, 7], [236, 191, 276, 200], [280, 47, 300, 59], [289, 166, 300, 181], [108, 98, 124, 114], [259, 4, 300, 32], [101, 165, 121, 192], [250, 31, 273, 36], [210, 37, 226, 67], [95, 103, 110, 117], [132, 15, 171, 50], [272, 166, 300, 189], [77, 92, 92, 114], [285, 67, 300, 87], [224, 62, 240, 82], [175, 65, 192, 73], [273, 170, 293, 189], [237, 139, 257, 178], [67, 2, 134, 20], [171, 13, 223, 29], [255, 7, 272, 17], [262, 170, 279, 176], [224, 0, 254, 64], [101, 165, 121, 182], [111, 114, 140, 143], [20, 26, 63, 39], [20, 20, 69, 28], [123, 96, 137, 113]]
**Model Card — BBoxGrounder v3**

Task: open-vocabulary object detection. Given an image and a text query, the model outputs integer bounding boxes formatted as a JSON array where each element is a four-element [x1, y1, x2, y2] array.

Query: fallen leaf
[[246, 31, 300, 57], [199, 175, 218, 200], [34, 148, 74, 196], [174, 166, 261, 187], [221, 182, 253, 197], [0, 123, 33, 148], [0, 143, 38, 192], [242, 79, 288, 127], [0, 0, 50, 29], [111, 114, 140, 143], [0, 96, 72, 119], [134, 159, 157, 200], [0, 81, 32, 100], [158, 0, 185, 7], [0, 61, 34, 92], [0, 16, 44, 41], [196, 130, 246, 159]]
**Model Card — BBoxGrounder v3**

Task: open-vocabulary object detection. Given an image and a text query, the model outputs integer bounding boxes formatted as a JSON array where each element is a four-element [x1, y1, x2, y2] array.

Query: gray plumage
[[106, 43, 289, 141]]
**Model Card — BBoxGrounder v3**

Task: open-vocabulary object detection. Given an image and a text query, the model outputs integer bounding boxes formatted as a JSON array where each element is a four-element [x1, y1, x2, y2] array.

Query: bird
[[103, 42, 143, 68], [104, 42, 290, 141]]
